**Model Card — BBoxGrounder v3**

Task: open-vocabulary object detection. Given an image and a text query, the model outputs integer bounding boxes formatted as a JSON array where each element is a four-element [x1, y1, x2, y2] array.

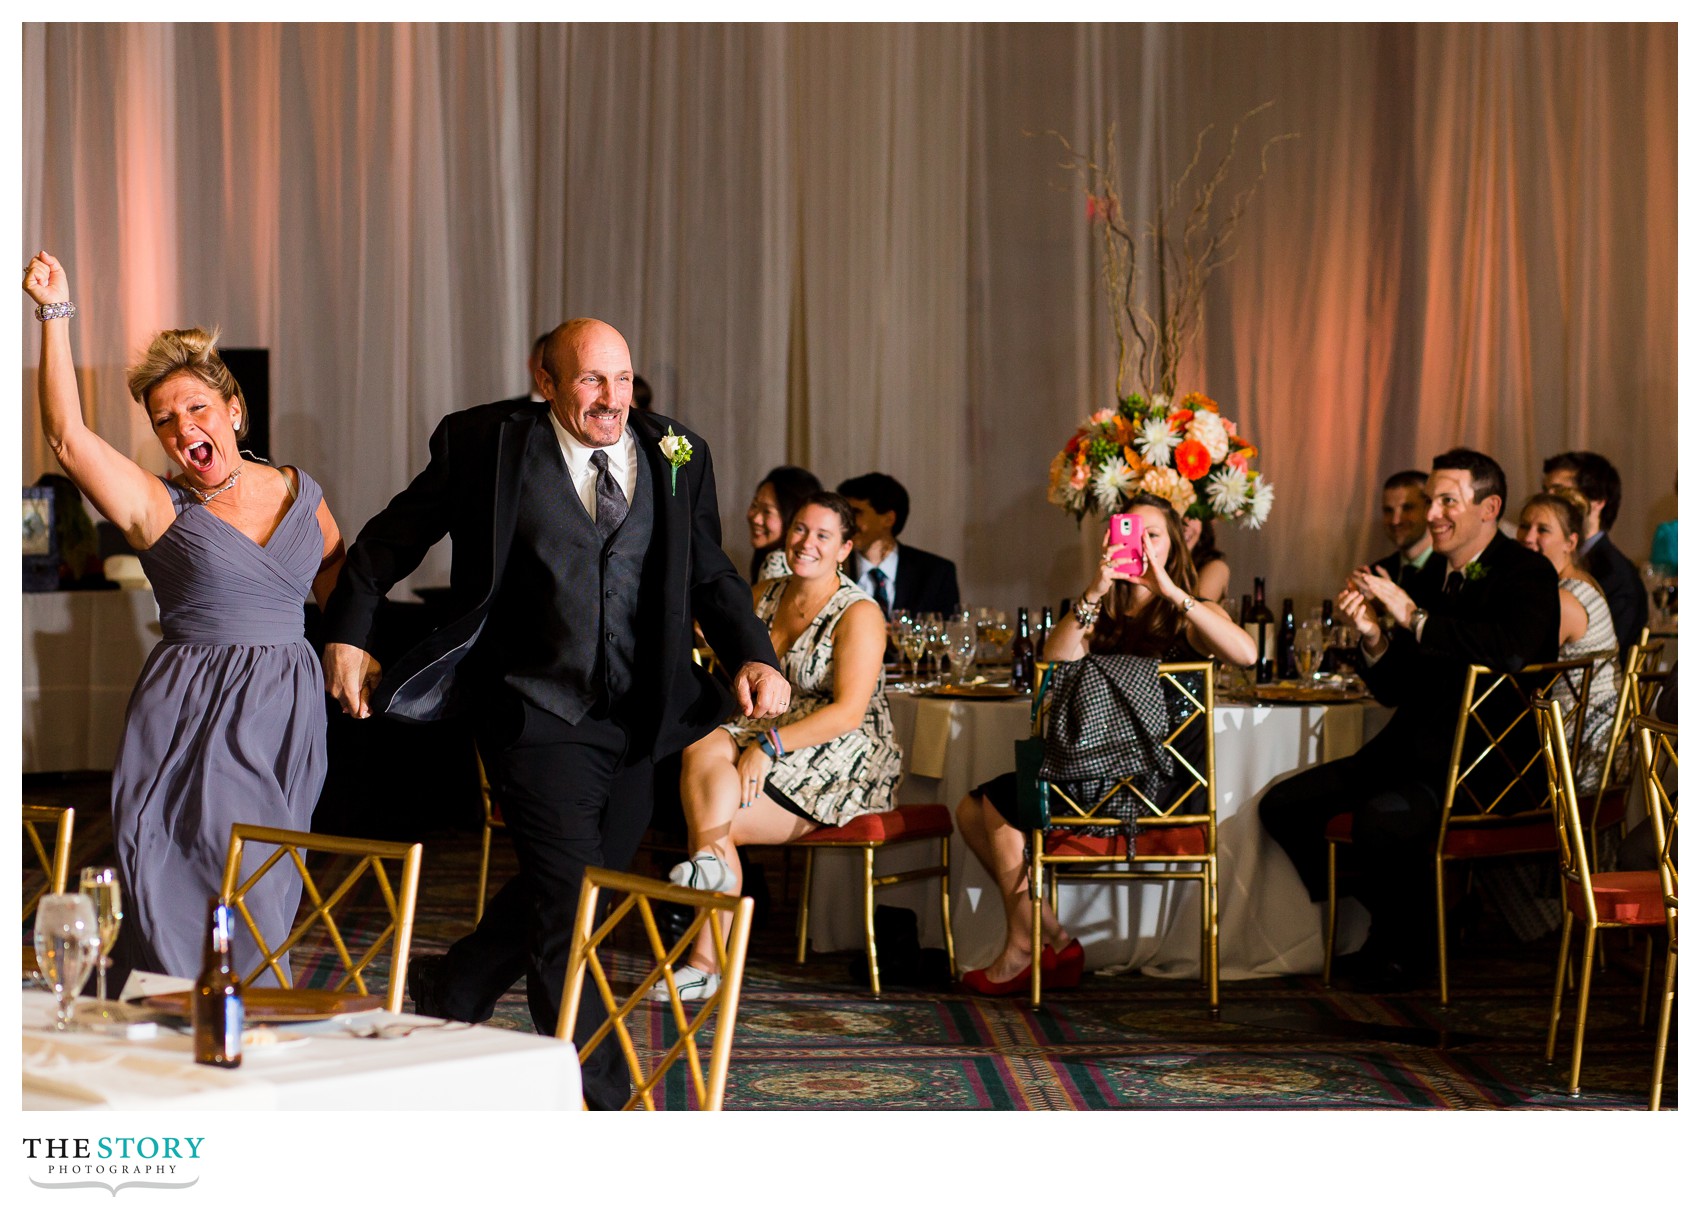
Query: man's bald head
[[534, 318, 634, 448]]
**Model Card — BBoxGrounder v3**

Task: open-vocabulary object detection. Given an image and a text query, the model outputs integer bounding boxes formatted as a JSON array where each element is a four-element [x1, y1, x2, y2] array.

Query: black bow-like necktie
[[1442, 570, 1463, 595], [589, 449, 628, 540]]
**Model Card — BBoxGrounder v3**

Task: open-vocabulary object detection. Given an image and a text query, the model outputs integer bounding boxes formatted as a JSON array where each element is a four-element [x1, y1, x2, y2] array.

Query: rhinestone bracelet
[[1073, 596, 1102, 629], [35, 301, 76, 322]]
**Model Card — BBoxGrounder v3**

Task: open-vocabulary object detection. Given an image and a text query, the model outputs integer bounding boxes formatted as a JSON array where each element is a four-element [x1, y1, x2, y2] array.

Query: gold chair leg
[[1545, 911, 1574, 1061], [794, 849, 816, 965], [1650, 943, 1675, 1111], [939, 835, 956, 979], [1568, 924, 1598, 1096], [1435, 858, 1450, 1005], [1205, 856, 1220, 1015], [862, 846, 881, 997], [1029, 837, 1044, 1009], [1324, 841, 1338, 988], [475, 824, 492, 926]]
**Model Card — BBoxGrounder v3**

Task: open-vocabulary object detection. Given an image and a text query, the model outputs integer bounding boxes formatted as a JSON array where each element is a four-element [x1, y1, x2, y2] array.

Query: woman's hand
[[23, 251, 69, 307], [1132, 528, 1183, 601], [735, 741, 773, 809]]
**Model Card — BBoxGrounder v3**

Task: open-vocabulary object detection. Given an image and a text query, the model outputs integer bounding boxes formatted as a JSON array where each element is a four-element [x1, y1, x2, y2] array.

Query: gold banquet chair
[[23, 804, 75, 922], [1323, 659, 1594, 1004], [1585, 637, 1666, 859], [1637, 716, 1678, 1111], [1535, 699, 1668, 1097], [220, 824, 423, 1014], [473, 749, 507, 925], [559, 867, 753, 1111], [1024, 661, 1219, 1011]]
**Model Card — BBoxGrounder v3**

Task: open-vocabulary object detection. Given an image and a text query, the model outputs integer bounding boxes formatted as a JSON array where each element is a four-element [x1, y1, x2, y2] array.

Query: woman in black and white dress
[[666, 492, 901, 998]]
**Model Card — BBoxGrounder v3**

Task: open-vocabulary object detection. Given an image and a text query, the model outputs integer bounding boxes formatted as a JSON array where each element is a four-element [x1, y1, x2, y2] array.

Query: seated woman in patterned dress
[[1516, 488, 1620, 793], [954, 494, 1257, 996], [666, 492, 902, 999]]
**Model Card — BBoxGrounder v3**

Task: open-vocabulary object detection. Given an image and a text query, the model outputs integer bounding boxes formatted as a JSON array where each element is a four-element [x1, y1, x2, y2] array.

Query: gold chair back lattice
[[1439, 660, 1595, 833], [23, 804, 75, 922], [1636, 714, 1678, 1111], [1591, 638, 1664, 805], [219, 824, 423, 1013], [1532, 697, 1594, 903], [558, 867, 753, 1111]]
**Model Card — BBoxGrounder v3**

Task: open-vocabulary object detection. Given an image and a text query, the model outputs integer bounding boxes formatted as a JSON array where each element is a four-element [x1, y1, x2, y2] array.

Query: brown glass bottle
[[193, 899, 243, 1068], [1010, 607, 1034, 691]]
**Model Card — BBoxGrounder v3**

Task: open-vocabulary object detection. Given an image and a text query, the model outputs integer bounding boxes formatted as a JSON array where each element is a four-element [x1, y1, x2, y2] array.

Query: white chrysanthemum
[[1206, 466, 1250, 518], [1135, 416, 1181, 468], [1092, 456, 1139, 513], [1246, 477, 1275, 529], [1140, 467, 1197, 516], [1186, 409, 1230, 463]]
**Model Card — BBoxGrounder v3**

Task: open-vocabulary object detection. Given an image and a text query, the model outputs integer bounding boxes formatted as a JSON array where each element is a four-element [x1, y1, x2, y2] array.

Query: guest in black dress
[[954, 494, 1257, 995]]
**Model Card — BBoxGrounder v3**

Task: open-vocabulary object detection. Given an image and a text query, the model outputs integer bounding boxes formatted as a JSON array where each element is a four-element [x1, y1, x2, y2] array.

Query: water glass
[[78, 866, 123, 1006], [34, 893, 101, 1031], [946, 617, 979, 684], [1294, 620, 1326, 680]]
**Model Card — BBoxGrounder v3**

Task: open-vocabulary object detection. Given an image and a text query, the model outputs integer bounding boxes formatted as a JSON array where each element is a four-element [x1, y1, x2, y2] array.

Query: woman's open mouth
[[185, 442, 215, 472]]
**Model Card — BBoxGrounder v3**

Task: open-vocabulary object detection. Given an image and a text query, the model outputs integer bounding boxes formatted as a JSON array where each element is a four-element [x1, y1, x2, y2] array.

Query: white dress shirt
[[548, 411, 637, 523], [850, 547, 901, 610]]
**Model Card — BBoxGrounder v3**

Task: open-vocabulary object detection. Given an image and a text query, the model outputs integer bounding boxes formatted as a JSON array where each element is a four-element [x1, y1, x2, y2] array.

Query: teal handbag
[[1012, 663, 1057, 830]]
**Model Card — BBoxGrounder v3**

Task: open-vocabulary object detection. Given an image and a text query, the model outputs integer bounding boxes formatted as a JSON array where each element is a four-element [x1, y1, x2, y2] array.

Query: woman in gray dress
[[24, 251, 345, 982], [666, 492, 901, 999]]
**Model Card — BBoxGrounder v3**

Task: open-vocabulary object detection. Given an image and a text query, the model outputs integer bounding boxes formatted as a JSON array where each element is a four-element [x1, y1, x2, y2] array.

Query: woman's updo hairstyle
[[126, 326, 249, 439], [793, 491, 860, 545]]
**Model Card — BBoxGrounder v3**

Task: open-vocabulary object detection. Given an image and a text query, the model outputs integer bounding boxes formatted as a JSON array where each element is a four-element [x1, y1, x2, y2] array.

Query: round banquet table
[[797, 687, 1390, 980]]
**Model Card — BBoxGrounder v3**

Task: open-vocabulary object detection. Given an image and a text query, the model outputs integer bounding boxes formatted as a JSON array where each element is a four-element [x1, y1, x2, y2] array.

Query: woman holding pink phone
[[953, 493, 1257, 995]]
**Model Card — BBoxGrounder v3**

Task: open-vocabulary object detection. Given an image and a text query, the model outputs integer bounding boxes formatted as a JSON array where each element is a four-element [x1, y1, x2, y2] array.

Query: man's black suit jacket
[[1370, 549, 1446, 605], [890, 544, 961, 616], [1359, 532, 1560, 783], [1583, 531, 1646, 661], [322, 403, 776, 761]]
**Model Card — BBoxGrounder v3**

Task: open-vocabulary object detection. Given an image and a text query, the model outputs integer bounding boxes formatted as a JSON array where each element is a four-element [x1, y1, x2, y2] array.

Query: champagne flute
[[898, 621, 928, 688], [78, 866, 122, 1006], [34, 893, 100, 1031], [1294, 620, 1325, 681]]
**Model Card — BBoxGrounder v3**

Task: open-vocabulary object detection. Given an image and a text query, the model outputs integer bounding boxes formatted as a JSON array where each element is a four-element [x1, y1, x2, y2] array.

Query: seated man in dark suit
[[1372, 469, 1444, 602], [836, 471, 960, 617], [1259, 448, 1558, 991], [1542, 450, 1645, 660]]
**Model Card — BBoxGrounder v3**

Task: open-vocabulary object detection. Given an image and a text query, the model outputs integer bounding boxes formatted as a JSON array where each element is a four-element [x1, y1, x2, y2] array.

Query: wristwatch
[[1408, 607, 1429, 636]]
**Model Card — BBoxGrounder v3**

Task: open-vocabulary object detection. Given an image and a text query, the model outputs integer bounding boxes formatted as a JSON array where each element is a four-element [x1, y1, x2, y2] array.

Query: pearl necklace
[[191, 466, 242, 504]]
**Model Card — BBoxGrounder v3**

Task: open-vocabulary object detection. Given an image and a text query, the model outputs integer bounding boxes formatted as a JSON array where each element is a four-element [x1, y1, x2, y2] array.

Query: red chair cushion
[[1043, 824, 1208, 859], [1567, 870, 1666, 926], [1327, 812, 1557, 859], [795, 802, 952, 845], [488, 798, 506, 827]]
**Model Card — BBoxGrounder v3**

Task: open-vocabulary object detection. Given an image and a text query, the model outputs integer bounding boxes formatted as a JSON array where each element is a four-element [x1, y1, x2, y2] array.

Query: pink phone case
[[1109, 512, 1145, 577]]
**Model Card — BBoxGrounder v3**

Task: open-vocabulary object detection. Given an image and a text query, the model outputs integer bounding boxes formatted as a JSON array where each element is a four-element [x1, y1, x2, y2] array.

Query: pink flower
[[1227, 451, 1250, 473], [1069, 464, 1090, 490], [1221, 417, 1237, 438], [1090, 409, 1116, 425]]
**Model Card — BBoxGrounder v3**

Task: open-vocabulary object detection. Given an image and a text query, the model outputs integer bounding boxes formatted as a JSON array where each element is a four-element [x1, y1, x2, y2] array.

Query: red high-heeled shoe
[[1040, 939, 1085, 988], [961, 960, 1034, 997]]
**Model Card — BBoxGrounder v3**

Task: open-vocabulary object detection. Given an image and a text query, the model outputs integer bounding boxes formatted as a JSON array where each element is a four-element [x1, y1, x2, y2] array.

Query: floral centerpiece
[[1047, 390, 1272, 527], [1043, 107, 1290, 529]]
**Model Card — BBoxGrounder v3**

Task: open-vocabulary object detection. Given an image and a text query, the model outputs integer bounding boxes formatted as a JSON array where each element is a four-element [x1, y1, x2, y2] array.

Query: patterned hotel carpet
[[24, 777, 1676, 1111]]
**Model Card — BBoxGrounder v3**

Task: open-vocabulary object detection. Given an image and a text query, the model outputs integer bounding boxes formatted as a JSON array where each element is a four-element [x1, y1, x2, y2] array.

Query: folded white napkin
[[908, 699, 957, 779], [22, 1033, 278, 1110]]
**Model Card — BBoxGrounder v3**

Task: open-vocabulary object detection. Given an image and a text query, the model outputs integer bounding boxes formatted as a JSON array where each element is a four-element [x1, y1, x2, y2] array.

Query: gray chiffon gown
[[111, 470, 327, 982]]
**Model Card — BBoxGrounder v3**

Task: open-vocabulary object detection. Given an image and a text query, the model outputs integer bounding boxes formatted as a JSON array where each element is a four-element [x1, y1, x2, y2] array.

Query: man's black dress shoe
[[406, 954, 453, 1019], [1345, 954, 1433, 995]]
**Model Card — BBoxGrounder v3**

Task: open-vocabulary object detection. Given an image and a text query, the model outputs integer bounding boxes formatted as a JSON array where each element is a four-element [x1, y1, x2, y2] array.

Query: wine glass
[[34, 893, 101, 1031], [922, 616, 952, 688], [978, 609, 1013, 664], [78, 866, 122, 1006], [1294, 620, 1325, 681], [898, 620, 928, 688], [946, 617, 979, 685]]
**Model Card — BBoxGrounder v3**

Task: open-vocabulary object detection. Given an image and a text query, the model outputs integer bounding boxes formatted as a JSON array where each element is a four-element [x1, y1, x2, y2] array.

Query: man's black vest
[[488, 424, 653, 721]]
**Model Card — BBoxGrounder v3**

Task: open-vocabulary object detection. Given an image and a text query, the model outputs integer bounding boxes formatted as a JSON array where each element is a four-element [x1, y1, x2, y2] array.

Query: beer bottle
[[1010, 608, 1034, 691], [193, 898, 243, 1068], [1277, 597, 1297, 680]]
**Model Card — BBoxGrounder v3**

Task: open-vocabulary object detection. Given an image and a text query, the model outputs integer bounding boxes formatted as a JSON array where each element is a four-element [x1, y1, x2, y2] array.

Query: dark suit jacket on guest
[[1583, 531, 1646, 661], [322, 402, 776, 761], [891, 544, 961, 616], [1358, 531, 1560, 783], [1371, 549, 1447, 606]]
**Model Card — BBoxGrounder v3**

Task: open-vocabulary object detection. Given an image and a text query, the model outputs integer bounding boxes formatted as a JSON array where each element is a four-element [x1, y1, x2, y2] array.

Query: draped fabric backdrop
[[22, 22, 1677, 613]]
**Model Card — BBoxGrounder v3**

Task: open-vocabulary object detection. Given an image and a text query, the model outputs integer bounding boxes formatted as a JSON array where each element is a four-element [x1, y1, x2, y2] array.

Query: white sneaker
[[668, 852, 736, 894], [645, 964, 721, 1002]]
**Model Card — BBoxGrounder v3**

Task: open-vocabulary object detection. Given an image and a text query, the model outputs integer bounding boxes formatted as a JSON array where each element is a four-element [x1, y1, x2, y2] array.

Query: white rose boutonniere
[[660, 426, 693, 495]]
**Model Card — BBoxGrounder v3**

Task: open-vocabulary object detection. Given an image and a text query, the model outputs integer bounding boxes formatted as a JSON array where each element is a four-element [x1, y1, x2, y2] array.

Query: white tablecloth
[[22, 589, 162, 772], [21, 991, 582, 1111], [800, 690, 1389, 979]]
